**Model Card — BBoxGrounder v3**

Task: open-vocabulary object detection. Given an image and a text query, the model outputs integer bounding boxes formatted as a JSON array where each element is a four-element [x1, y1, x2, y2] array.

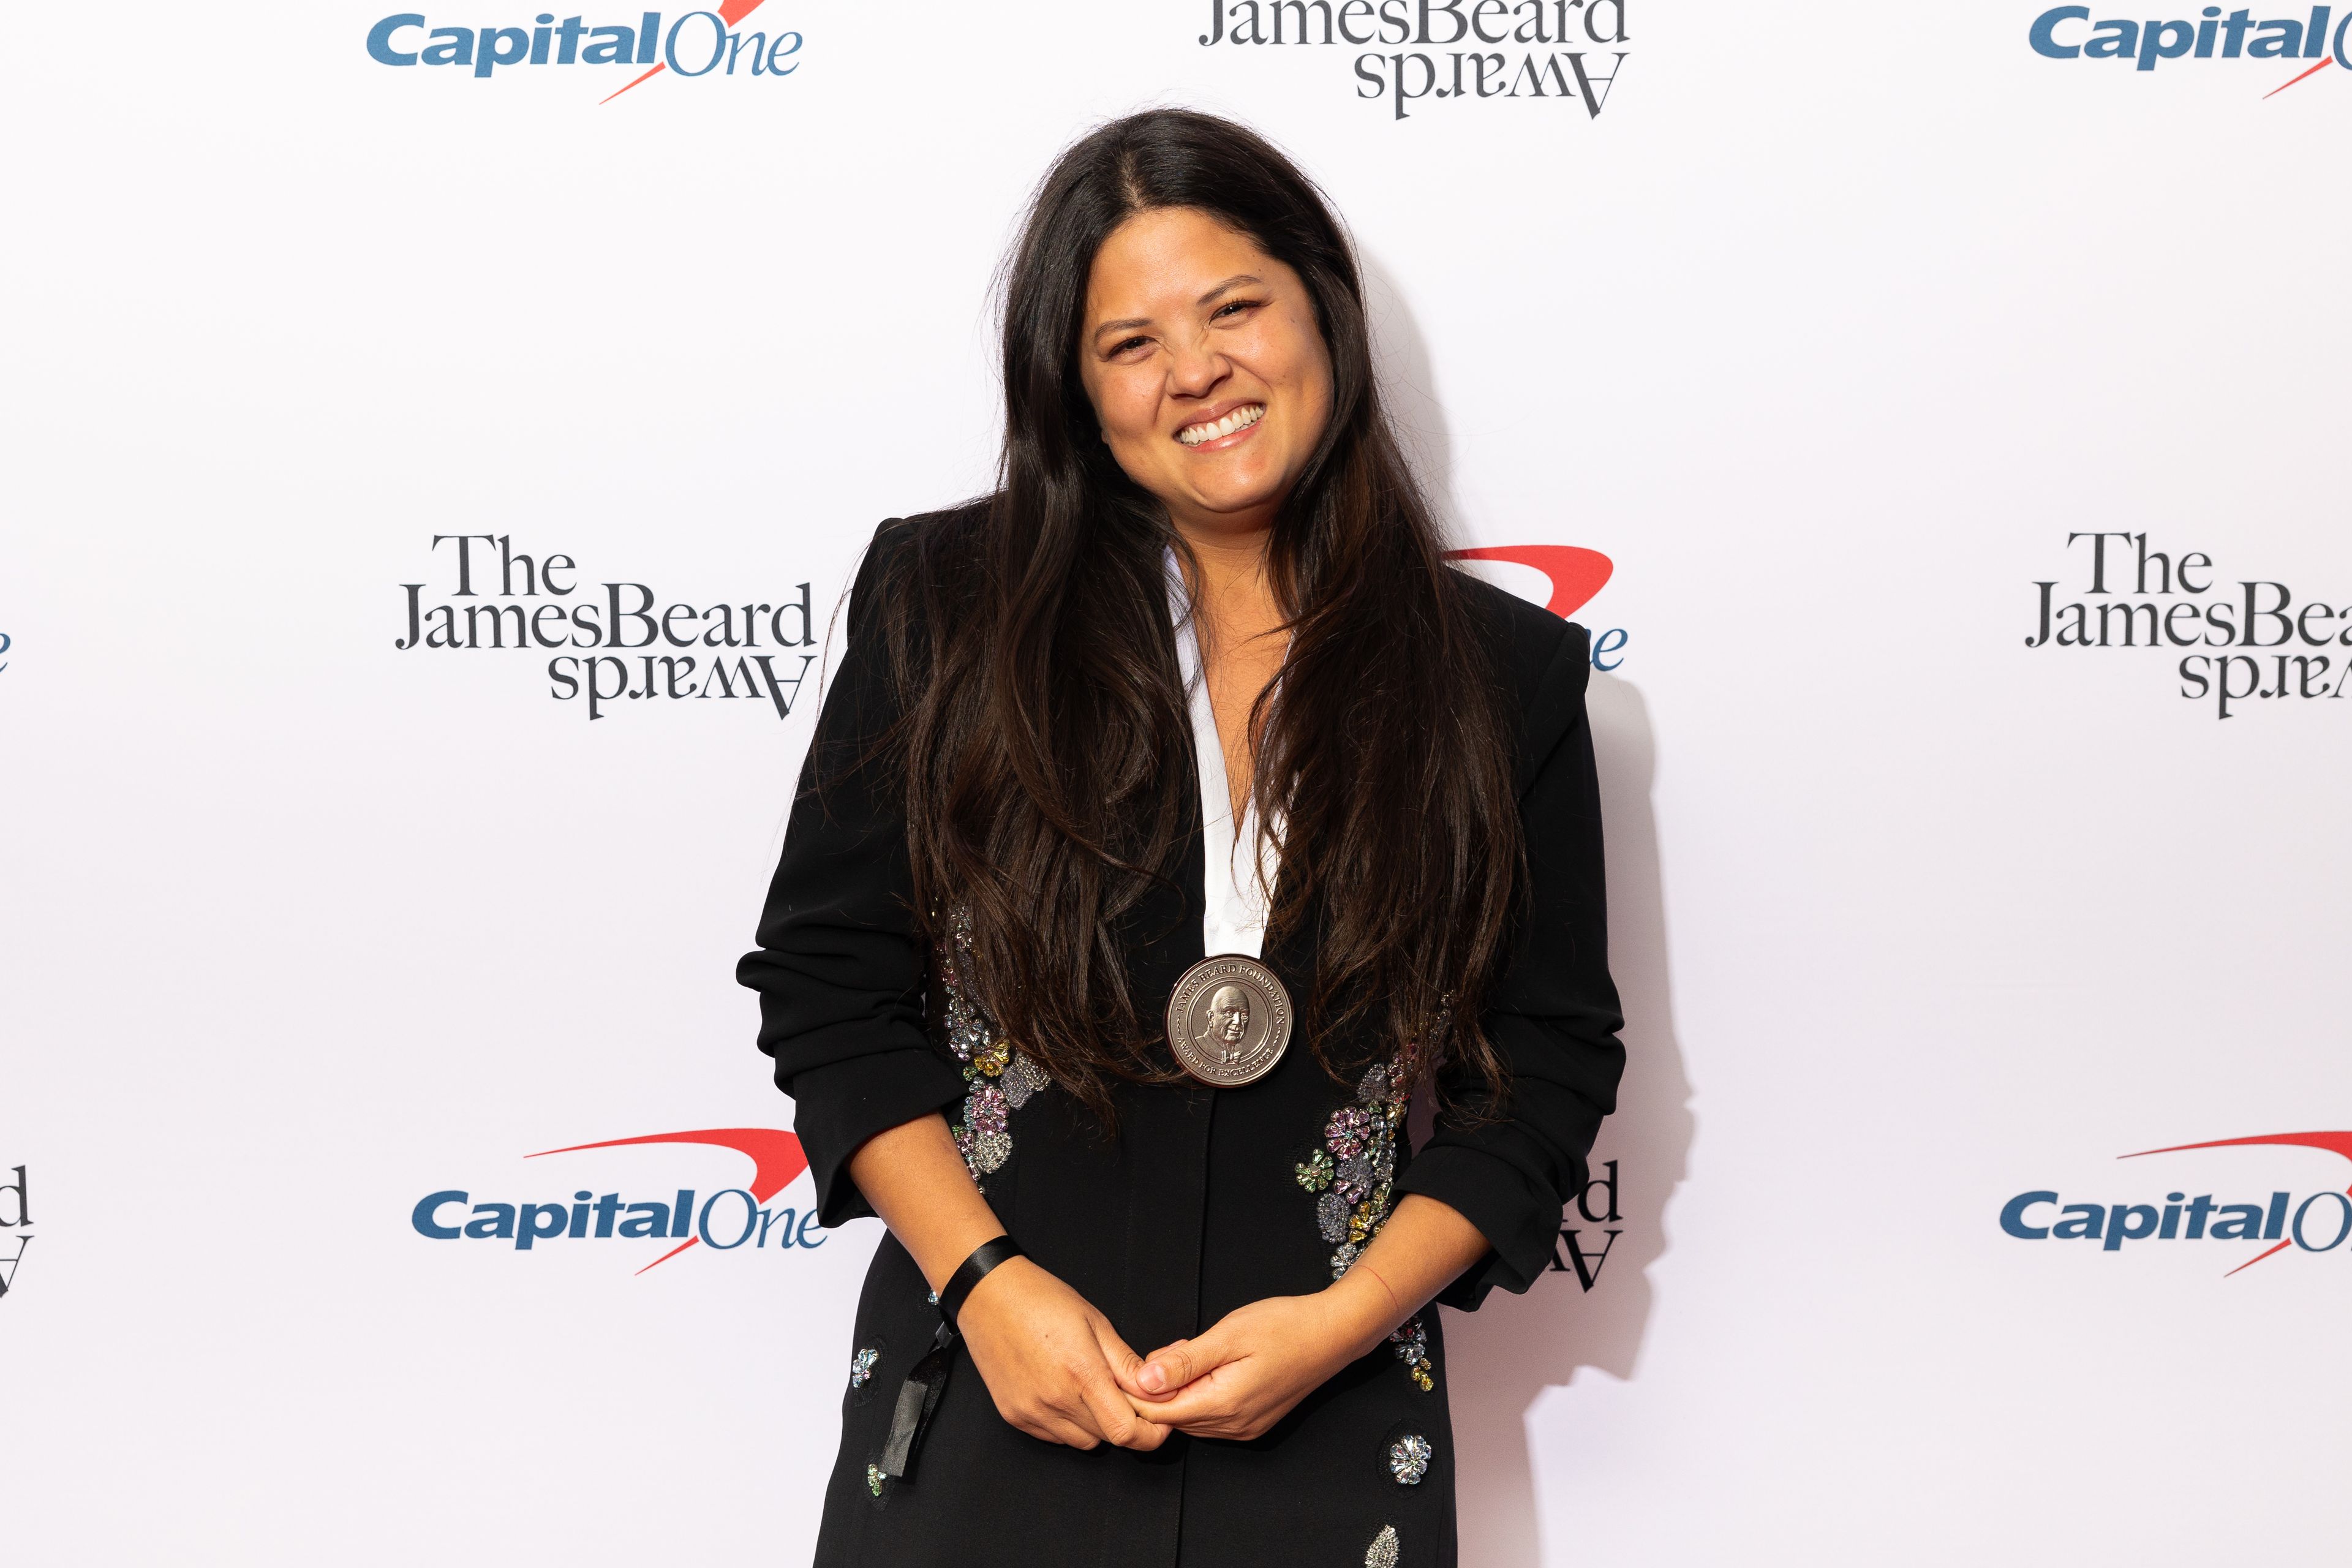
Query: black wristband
[[938, 1235, 1023, 1329]]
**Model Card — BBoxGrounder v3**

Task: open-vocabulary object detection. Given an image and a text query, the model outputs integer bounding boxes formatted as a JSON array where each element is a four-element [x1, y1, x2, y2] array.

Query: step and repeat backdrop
[[3, 1, 2347, 1562]]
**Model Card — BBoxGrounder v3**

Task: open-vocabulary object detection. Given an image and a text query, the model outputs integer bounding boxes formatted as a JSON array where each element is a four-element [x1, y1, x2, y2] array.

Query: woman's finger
[[1076, 1365, 1168, 1451], [1139, 1322, 1240, 1396], [1135, 1337, 1196, 1396], [1032, 1405, 1103, 1449], [1131, 1360, 1248, 1428], [1091, 1316, 1154, 1400]]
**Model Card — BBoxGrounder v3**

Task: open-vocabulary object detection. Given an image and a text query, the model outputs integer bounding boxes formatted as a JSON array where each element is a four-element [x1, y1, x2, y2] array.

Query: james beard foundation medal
[[1165, 954, 1291, 1087]]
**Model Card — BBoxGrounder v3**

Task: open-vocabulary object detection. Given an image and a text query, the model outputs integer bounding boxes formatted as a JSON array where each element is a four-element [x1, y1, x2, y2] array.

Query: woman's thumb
[[1092, 1317, 1150, 1394], [1136, 1337, 1200, 1396]]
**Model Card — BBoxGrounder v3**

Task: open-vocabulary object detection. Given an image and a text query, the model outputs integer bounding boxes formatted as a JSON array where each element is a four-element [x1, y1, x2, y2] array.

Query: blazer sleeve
[[1392, 620, 1627, 1309], [735, 519, 969, 1227]]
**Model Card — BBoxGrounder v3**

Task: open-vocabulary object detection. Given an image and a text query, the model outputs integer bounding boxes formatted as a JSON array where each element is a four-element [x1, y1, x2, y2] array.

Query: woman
[[737, 108, 1623, 1568]]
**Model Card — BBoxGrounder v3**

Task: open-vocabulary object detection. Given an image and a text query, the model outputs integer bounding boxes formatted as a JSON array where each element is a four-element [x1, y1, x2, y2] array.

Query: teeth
[[1177, 404, 1264, 447]]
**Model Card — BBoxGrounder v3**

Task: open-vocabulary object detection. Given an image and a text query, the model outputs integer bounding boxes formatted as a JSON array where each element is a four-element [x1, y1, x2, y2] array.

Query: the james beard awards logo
[[393, 535, 820, 720], [2025, 532, 2352, 717], [1550, 1158, 1619, 1290], [0, 1165, 31, 1302], [1195, 0, 1630, 121]]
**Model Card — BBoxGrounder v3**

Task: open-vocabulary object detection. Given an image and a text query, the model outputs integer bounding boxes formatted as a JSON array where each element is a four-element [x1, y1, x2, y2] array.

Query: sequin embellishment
[[1324, 1105, 1372, 1161], [1302, 1052, 1436, 1390], [1389, 1317, 1435, 1392], [937, 906, 1047, 1185], [849, 1348, 878, 1389], [1001, 1052, 1050, 1109], [865, 1463, 884, 1498], [1365, 1526, 1400, 1568], [1388, 1433, 1433, 1485]]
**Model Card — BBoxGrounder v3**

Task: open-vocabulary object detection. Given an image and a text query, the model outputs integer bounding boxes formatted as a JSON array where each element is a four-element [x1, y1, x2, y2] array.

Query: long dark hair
[[865, 108, 1523, 1120]]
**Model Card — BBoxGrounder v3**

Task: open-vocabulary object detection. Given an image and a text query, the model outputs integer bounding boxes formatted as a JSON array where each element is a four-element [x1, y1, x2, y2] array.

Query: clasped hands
[[956, 1254, 1396, 1450]]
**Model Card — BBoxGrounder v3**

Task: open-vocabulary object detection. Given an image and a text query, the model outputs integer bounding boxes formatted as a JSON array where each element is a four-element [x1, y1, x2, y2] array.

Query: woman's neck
[[1173, 518, 1289, 822], [1172, 518, 1277, 636]]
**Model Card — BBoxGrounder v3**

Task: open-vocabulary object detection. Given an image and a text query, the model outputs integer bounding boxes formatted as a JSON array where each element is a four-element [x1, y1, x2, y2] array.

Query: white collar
[[1166, 551, 1281, 960]]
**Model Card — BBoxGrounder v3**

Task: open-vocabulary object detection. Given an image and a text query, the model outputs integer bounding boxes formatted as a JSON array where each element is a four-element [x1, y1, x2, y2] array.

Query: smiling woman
[[1082, 211, 1332, 527], [736, 108, 1624, 1568]]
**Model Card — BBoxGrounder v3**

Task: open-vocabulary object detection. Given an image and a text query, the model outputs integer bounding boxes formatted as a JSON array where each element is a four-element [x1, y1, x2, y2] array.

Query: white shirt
[[1167, 553, 1283, 960]]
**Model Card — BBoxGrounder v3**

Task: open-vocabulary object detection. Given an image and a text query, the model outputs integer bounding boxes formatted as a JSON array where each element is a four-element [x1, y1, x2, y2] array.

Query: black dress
[[736, 509, 1624, 1568]]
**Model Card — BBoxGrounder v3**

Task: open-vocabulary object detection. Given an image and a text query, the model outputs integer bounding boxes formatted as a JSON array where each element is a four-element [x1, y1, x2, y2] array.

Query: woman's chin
[[1176, 473, 1292, 525]]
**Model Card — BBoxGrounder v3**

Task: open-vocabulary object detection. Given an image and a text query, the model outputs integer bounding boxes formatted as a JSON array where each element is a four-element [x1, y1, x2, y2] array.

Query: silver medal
[[1164, 953, 1292, 1087]]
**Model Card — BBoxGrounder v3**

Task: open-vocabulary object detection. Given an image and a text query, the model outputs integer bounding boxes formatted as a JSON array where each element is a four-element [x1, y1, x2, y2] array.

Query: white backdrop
[[5, 2, 2350, 1562]]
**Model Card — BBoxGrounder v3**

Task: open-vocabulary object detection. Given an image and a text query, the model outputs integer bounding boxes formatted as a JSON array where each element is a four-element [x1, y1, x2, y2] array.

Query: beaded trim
[[1307, 1060, 1434, 1391], [936, 906, 1050, 1186]]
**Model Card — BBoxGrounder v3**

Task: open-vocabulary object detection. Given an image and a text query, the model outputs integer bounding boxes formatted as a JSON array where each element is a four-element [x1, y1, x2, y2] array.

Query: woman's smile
[[1175, 401, 1266, 449], [1077, 206, 1333, 536]]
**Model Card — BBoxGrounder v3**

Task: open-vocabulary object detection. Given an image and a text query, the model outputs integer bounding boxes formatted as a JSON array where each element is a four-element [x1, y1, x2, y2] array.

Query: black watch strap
[[938, 1235, 1023, 1329]]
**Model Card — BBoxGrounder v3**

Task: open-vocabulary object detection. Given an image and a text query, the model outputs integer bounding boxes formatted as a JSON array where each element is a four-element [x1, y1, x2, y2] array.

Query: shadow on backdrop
[[1362, 250, 1697, 1568]]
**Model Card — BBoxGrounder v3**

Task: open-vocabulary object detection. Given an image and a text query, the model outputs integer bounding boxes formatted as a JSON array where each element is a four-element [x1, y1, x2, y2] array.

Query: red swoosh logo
[[2122, 1131, 2352, 1275], [1447, 545, 1614, 619], [2265, 56, 2333, 97], [601, 0, 770, 103], [529, 1126, 808, 1273]]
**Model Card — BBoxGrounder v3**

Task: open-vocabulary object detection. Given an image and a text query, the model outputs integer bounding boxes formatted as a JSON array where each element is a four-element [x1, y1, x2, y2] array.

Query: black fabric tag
[[876, 1319, 959, 1480]]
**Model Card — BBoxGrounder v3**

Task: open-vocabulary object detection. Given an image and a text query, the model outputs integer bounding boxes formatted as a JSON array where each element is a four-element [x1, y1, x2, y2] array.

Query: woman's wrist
[[846, 1114, 1014, 1296], [1320, 1266, 1408, 1363], [938, 1234, 1023, 1325], [915, 1215, 1017, 1294]]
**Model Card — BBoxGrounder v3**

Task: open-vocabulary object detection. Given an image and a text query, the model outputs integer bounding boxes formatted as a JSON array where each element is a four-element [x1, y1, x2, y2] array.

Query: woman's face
[[1077, 206, 1334, 538]]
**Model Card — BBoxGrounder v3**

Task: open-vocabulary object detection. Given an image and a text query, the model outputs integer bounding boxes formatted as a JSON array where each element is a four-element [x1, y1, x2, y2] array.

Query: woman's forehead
[[1086, 210, 1275, 315]]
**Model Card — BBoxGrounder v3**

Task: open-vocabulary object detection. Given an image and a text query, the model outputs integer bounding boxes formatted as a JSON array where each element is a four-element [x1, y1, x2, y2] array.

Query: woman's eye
[[1110, 336, 1150, 356], [1213, 299, 1262, 320]]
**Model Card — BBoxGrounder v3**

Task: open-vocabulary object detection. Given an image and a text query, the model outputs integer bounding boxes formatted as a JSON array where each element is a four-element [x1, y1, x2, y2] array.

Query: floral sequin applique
[[1388, 1317, 1434, 1392], [936, 906, 1049, 1185], [1305, 1060, 1434, 1391], [1388, 1433, 1433, 1485], [848, 1348, 878, 1389], [1365, 1525, 1400, 1568]]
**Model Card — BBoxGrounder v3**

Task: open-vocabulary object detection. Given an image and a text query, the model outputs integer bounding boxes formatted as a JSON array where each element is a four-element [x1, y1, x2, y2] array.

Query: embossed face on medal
[[1165, 955, 1291, 1087]]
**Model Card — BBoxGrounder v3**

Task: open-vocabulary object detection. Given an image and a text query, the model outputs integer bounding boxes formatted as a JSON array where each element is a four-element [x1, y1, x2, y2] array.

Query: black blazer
[[737, 507, 1623, 1568]]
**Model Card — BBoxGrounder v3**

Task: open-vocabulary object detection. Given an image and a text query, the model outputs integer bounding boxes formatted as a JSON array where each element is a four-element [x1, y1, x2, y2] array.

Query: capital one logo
[[1447, 543, 1629, 671], [412, 1127, 819, 1271], [366, 5, 801, 102], [2028, 4, 2351, 94], [2001, 1131, 2352, 1274]]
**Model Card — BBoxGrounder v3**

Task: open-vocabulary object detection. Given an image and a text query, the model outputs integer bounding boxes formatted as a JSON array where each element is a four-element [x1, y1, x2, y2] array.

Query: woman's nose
[[1166, 339, 1227, 398]]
